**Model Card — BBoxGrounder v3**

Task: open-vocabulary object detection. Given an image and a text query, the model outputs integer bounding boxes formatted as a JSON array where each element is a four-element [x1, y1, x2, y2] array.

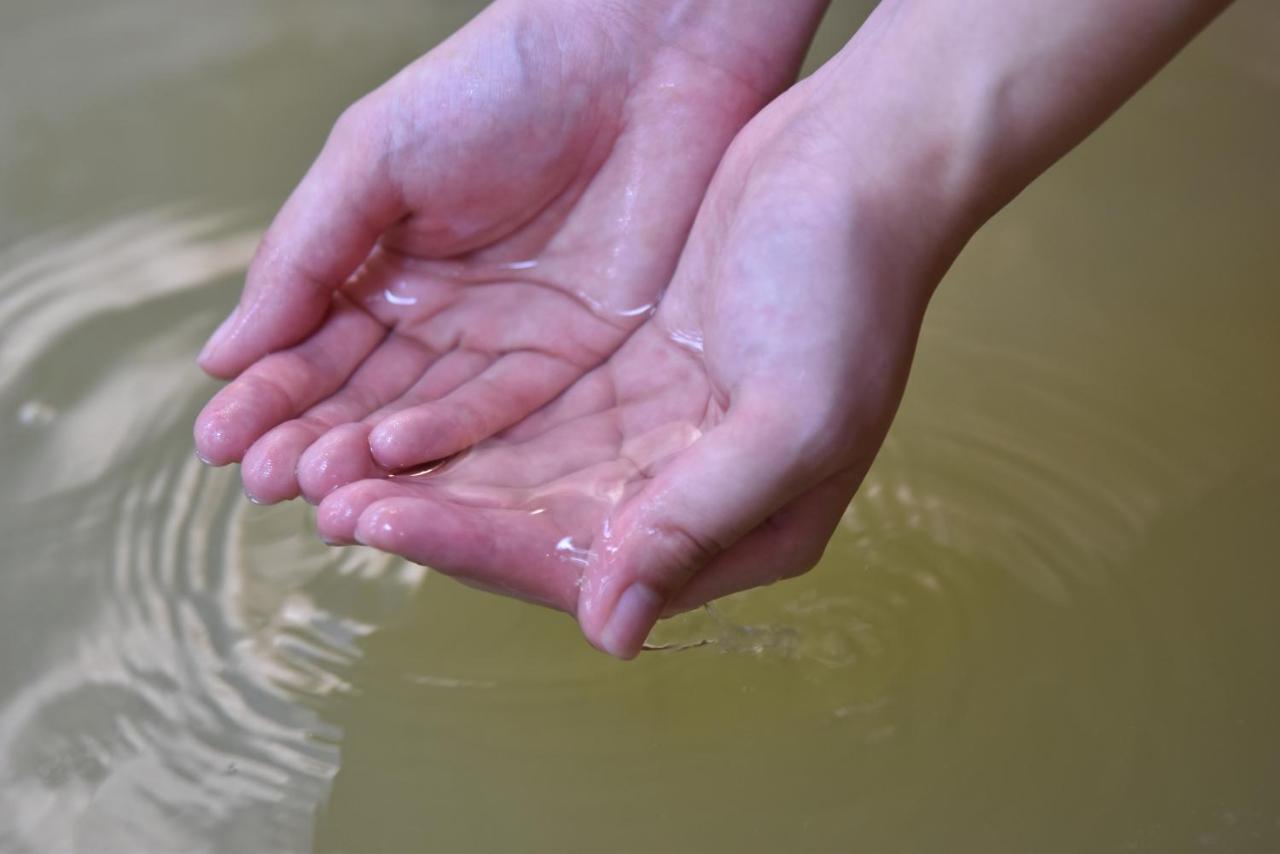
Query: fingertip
[[298, 424, 380, 504], [368, 412, 423, 470], [197, 308, 247, 378], [595, 582, 664, 660], [196, 351, 243, 381], [240, 433, 304, 505], [317, 480, 401, 544], [353, 499, 409, 550], [317, 494, 361, 544], [193, 409, 243, 467]]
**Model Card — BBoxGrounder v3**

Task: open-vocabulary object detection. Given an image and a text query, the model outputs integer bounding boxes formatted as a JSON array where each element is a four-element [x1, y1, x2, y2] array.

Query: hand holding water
[[313, 79, 956, 657], [195, 0, 1229, 656], [193, 0, 826, 502]]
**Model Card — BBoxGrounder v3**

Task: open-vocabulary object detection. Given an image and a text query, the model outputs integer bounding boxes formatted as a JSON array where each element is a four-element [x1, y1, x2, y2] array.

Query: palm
[[315, 323, 715, 608], [317, 96, 937, 656], [193, 3, 797, 503]]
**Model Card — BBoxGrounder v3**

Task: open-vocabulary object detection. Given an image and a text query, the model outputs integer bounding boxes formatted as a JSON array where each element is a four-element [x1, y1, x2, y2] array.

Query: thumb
[[577, 402, 816, 659], [198, 98, 404, 378]]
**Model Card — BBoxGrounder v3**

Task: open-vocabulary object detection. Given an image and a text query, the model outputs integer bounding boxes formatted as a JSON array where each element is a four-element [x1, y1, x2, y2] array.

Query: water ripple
[[0, 211, 423, 853]]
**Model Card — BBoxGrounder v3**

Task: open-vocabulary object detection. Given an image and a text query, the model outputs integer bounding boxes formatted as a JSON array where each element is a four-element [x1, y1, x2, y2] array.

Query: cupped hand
[[314, 78, 973, 658], [193, 0, 824, 503]]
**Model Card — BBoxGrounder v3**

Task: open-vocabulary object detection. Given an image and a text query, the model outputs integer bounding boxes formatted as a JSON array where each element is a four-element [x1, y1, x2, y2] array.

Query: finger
[[496, 365, 617, 445], [423, 401, 630, 493], [365, 348, 493, 420], [297, 423, 388, 504], [368, 351, 581, 469], [316, 479, 409, 544], [251, 347, 491, 504], [239, 422, 315, 504], [353, 495, 580, 612], [291, 348, 493, 499], [291, 348, 496, 498], [577, 399, 820, 659], [239, 334, 436, 502], [661, 475, 855, 615], [193, 299, 386, 465], [198, 98, 405, 378]]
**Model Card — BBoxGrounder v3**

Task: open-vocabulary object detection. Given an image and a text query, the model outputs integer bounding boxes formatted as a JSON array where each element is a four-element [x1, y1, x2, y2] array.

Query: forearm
[[808, 0, 1231, 238]]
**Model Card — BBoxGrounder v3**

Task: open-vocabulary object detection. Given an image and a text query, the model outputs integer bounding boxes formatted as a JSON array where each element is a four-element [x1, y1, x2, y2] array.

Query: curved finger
[[194, 299, 385, 465], [353, 495, 580, 612], [240, 334, 436, 502], [297, 423, 388, 504], [316, 478, 410, 544], [363, 347, 493, 422], [368, 350, 581, 469]]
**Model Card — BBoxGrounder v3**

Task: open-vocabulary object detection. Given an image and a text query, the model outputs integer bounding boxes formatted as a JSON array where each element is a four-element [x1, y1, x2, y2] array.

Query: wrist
[[800, 0, 1229, 236], [590, 0, 833, 96], [764, 81, 980, 303], [794, 46, 994, 252]]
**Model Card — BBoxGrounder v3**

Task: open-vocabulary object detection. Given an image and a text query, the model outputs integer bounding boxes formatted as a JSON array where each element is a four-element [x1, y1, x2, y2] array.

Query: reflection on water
[[0, 214, 424, 851], [1, 0, 1278, 851]]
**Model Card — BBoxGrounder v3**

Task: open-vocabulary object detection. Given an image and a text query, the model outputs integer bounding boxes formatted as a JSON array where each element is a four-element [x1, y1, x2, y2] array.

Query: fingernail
[[600, 582, 663, 660], [198, 308, 240, 365]]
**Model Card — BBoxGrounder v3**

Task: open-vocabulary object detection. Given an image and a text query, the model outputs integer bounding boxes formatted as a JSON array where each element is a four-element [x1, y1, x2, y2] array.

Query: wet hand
[[193, 0, 823, 503], [317, 81, 971, 658]]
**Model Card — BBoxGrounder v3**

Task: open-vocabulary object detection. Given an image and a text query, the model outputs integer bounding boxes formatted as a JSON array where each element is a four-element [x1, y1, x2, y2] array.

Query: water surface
[[1, 1, 1277, 851]]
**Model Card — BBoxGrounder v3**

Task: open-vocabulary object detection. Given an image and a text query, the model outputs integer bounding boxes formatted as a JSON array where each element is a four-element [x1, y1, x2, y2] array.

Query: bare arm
[[805, 0, 1232, 252]]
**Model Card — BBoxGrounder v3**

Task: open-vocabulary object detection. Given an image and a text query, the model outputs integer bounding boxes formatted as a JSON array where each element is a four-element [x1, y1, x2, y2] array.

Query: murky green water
[[1, 1, 1277, 851]]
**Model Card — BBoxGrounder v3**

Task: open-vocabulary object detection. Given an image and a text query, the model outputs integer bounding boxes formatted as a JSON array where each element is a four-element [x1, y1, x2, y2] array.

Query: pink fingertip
[[317, 496, 360, 544], [298, 425, 378, 504], [367, 416, 415, 469], [193, 417, 239, 467], [598, 582, 663, 661], [240, 443, 299, 505], [353, 502, 401, 550]]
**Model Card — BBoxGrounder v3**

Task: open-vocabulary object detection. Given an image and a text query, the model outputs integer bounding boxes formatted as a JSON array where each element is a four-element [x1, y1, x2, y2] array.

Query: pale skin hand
[[193, 0, 828, 503], [311, 85, 951, 659], [196, 0, 1231, 658], [315, 0, 1233, 658]]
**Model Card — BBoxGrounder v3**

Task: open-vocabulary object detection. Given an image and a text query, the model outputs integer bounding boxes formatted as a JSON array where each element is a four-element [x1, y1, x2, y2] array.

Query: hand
[[193, 0, 826, 503], [304, 0, 1228, 658], [311, 75, 972, 658]]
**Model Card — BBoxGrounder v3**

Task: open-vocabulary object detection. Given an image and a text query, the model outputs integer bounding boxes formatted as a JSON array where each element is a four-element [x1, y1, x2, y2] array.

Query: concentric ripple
[[0, 211, 424, 853], [649, 320, 1198, 765]]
